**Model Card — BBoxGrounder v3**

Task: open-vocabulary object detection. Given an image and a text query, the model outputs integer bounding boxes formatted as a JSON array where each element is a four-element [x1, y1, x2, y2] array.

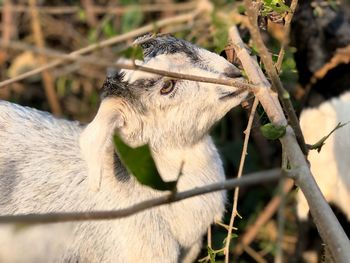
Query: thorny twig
[[234, 174, 294, 255], [0, 170, 280, 224], [224, 97, 259, 263]]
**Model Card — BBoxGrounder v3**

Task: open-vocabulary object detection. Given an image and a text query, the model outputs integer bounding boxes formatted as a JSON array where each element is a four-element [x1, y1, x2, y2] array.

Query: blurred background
[[1, 0, 350, 262]]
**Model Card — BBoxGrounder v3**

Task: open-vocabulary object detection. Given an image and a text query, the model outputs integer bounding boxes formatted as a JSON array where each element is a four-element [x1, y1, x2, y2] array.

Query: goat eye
[[160, 80, 176, 95]]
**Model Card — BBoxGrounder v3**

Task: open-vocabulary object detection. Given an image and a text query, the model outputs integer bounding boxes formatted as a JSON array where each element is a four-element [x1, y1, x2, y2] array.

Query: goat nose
[[223, 66, 242, 78]]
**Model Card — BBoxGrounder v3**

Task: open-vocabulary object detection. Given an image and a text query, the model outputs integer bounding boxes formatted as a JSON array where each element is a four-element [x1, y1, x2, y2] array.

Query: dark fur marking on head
[[100, 71, 133, 100], [135, 34, 200, 62]]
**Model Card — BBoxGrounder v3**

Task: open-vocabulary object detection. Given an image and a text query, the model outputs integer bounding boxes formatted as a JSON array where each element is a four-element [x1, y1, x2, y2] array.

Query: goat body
[[298, 91, 350, 220], [0, 35, 247, 262]]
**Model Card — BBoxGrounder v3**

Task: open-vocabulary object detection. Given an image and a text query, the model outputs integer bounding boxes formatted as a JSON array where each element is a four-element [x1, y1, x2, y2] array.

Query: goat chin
[[0, 100, 226, 263], [297, 91, 350, 221]]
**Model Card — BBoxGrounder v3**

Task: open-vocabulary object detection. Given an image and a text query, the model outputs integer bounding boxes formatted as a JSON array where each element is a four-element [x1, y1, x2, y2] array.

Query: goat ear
[[80, 98, 125, 192]]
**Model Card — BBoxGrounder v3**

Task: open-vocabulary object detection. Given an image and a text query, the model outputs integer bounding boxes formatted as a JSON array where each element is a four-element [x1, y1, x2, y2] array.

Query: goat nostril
[[223, 67, 242, 78]]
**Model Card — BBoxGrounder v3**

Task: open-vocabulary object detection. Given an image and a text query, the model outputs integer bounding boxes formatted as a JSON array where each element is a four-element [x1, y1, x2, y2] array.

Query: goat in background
[[0, 34, 247, 263]]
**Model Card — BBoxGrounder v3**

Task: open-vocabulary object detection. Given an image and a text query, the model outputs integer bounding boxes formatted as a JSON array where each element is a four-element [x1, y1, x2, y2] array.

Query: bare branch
[[230, 24, 350, 263], [225, 97, 259, 263], [29, 0, 62, 115], [0, 11, 198, 87], [0, 170, 280, 224]]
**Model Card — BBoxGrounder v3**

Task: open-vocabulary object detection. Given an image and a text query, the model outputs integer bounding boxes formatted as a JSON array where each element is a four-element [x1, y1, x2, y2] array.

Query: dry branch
[[230, 25, 350, 263], [29, 0, 62, 115], [0, 11, 198, 87], [0, 170, 280, 224]]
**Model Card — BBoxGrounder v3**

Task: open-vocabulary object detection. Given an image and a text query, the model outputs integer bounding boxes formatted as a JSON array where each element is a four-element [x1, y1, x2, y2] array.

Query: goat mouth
[[219, 89, 247, 100]]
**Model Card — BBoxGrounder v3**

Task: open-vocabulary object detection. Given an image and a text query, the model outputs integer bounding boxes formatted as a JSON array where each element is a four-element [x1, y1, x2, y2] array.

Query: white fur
[[0, 37, 247, 263], [297, 91, 350, 220]]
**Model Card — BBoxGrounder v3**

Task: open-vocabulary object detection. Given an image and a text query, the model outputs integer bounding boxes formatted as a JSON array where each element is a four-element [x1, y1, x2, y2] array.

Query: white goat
[[0, 34, 247, 263], [297, 91, 350, 221]]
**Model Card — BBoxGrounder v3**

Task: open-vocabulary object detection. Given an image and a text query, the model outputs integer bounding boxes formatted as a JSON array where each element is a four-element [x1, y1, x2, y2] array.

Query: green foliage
[[260, 123, 286, 140], [114, 133, 177, 191], [211, 12, 229, 53], [261, 0, 290, 16], [121, 7, 144, 33], [102, 21, 117, 38]]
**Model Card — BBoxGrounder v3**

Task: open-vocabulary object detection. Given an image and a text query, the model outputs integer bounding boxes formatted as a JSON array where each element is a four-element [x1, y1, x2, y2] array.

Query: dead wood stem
[[225, 97, 259, 263], [230, 25, 350, 263], [29, 0, 62, 115], [0, 11, 197, 87], [0, 170, 280, 224]]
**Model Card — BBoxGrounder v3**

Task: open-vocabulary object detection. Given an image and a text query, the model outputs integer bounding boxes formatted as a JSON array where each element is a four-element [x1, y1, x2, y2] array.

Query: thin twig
[[29, 0, 62, 115], [0, 40, 257, 92], [243, 245, 268, 263], [0, 170, 280, 224], [275, 148, 288, 263], [0, 11, 198, 87], [230, 24, 350, 263], [244, 0, 307, 155], [275, 0, 299, 72], [234, 175, 293, 255], [225, 97, 259, 263]]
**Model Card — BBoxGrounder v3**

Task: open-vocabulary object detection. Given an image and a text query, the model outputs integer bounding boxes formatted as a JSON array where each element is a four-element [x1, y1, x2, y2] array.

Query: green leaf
[[114, 133, 177, 191], [262, 0, 291, 16], [260, 123, 286, 140]]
